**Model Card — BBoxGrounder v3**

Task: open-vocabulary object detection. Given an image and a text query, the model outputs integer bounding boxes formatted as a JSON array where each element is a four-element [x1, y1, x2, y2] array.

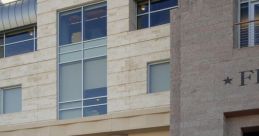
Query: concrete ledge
[[0, 106, 170, 136]]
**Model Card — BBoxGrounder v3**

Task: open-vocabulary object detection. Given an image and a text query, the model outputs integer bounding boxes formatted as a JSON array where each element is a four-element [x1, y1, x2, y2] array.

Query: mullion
[[0, 90, 3, 114], [81, 6, 84, 117]]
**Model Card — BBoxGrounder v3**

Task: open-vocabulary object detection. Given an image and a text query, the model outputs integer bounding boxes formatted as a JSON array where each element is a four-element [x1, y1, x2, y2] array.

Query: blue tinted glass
[[34, 39, 37, 51], [5, 29, 34, 44], [241, 3, 248, 22], [83, 105, 107, 116], [83, 97, 107, 106], [240, 3, 249, 47], [150, 0, 177, 11], [84, 87, 107, 98], [84, 5, 107, 40], [254, 4, 259, 45], [0, 37, 3, 58], [5, 40, 34, 57], [59, 9, 82, 46], [138, 14, 149, 29], [137, 0, 149, 14], [150, 10, 170, 26]]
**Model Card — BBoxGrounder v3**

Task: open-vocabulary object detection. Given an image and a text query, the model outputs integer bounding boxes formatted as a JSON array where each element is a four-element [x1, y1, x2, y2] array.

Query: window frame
[[147, 60, 170, 94], [136, 0, 178, 29], [0, 85, 22, 114], [238, 0, 259, 48], [57, 1, 107, 120], [0, 25, 37, 58]]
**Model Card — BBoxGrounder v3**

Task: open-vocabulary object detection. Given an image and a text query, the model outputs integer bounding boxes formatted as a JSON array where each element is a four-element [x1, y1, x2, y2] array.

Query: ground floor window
[[0, 85, 22, 114]]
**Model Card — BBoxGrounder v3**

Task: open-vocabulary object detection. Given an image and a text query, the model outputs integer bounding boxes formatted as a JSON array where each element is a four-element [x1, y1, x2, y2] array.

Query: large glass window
[[238, 0, 259, 47], [148, 60, 170, 93], [59, 3, 107, 46], [136, 0, 178, 29], [0, 86, 22, 114], [58, 2, 107, 120], [0, 26, 37, 58]]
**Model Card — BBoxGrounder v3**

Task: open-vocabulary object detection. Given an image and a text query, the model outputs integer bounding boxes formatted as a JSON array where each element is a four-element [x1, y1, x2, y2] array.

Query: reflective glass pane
[[0, 36, 3, 45], [0, 46, 4, 58], [59, 9, 82, 46], [137, 14, 149, 29], [59, 101, 81, 109], [59, 108, 82, 119], [150, 10, 170, 27], [0, 91, 2, 114], [5, 40, 34, 57], [83, 105, 107, 117], [83, 57, 107, 90], [3, 87, 21, 114], [59, 61, 82, 102], [240, 3, 249, 47], [83, 97, 107, 106], [5, 28, 34, 44], [150, 0, 178, 11], [137, 0, 149, 14], [84, 4, 107, 40], [149, 62, 170, 93], [254, 4, 259, 45], [84, 87, 107, 98]]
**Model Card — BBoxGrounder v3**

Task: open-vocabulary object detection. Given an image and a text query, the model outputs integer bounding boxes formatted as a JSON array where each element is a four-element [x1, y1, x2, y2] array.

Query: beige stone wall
[[107, 0, 170, 113], [171, 0, 259, 136], [0, 0, 170, 128]]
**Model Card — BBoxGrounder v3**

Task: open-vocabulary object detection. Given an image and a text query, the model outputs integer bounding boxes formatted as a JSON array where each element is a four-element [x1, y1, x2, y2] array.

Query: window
[[58, 2, 107, 120], [59, 3, 107, 46], [136, 0, 178, 29], [0, 86, 22, 114], [0, 26, 37, 58], [148, 60, 170, 93], [238, 0, 259, 48], [243, 127, 259, 136]]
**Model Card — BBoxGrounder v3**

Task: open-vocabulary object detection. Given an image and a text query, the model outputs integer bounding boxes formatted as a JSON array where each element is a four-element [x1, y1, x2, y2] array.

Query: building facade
[[0, 0, 174, 136], [171, 0, 259, 136]]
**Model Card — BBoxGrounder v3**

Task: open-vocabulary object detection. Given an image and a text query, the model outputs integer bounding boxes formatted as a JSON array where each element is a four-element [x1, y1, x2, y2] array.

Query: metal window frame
[[0, 85, 22, 114], [0, 26, 37, 58], [147, 59, 170, 94], [57, 1, 107, 120], [238, 0, 259, 48], [136, 0, 178, 29]]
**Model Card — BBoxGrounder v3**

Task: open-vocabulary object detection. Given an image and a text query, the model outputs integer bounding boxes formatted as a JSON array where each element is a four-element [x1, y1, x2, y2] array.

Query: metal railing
[[235, 19, 259, 48]]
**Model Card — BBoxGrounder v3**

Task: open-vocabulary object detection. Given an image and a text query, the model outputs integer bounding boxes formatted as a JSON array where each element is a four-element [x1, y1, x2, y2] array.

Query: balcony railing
[[235, 19, 259, 48]]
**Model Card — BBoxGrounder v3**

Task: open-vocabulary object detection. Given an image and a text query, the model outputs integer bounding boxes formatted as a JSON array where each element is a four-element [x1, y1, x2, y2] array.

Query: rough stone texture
[[171, 0, 259, 136], [0, 0, 170, 134]]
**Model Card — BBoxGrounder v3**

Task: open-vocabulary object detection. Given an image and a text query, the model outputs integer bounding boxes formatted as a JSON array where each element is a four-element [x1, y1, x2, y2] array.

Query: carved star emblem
[[223, 77, 233, 85]]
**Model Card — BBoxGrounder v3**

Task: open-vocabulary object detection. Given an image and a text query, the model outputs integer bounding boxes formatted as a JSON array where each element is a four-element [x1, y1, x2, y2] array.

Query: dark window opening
[[243, 126, 259, 136], [136, 0, 178, 29]]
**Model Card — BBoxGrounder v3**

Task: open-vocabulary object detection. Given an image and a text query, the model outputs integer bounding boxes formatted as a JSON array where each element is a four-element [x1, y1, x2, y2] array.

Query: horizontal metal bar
[[83, 103, 107, 108], [59, 107, 82, 111], [5, 38, 36, 46], [137, 6, 178, 16], [59, 99, 82, 104], [83, 96, 107, 100], [235, 19, 259, 25]]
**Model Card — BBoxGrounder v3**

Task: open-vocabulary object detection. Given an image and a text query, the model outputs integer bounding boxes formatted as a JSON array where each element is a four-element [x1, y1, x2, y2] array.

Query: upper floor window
[[0, 85, 22, 114], [0, 26, 37, 58], [59, 3, 107, 46], [58, 2, 107, 120], [238, 0, 259, 48], [148, 60, 170, 93], [136, 0, 178, 29]]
